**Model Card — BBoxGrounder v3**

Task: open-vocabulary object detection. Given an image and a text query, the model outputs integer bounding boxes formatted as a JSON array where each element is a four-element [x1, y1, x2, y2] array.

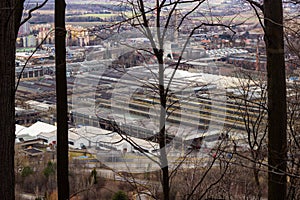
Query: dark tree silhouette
[[0, 0, 50, 198], [55, 0, 70, 199], [0, 1, 18, 198], [264, 0, 287, 198]]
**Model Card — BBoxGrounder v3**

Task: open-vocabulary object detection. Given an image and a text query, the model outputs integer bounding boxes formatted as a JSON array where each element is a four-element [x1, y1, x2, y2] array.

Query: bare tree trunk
[[264, 0, 287, 198], [55, 0, 70, 199], [0, 1, 16, 198], [15, 0, 24, 39], [156, 49, 170, 200], [253, 166, 262, 199]]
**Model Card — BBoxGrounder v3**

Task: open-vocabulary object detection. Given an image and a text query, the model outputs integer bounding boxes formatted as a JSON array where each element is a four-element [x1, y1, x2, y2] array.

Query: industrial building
[[15, 107, 40, 126], [14, 45, 273, 151], [70, 64, 265, 149]]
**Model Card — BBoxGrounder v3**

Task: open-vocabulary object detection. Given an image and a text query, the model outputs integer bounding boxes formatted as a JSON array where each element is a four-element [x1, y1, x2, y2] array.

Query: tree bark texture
[[0, 0, 16, 199], [55, 0, 70, 199], [264, 0, 287, 199]]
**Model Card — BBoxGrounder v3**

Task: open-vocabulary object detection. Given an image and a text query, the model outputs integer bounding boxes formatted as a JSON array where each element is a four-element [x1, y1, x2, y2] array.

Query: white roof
[[25, 100, 55, 111], [34, 125, 159, 151], [96, 131, 159, 151], [151, 68, 253, 89], [15, 124, 27, 136], [18, 121, 57, 137], [37, 126, 111, 142], [38, 130, 56, 139], [38, 130, 87, 142], [37, 130, 83, 143], [68, 130, 82, 141], [126, 135, 159, 150], [72, 126, 111, 136], [68, 126, 113, 142]]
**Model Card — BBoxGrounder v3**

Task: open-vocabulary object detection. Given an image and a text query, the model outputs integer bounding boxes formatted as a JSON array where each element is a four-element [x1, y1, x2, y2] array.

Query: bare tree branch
[[19, 0, 49, 28]]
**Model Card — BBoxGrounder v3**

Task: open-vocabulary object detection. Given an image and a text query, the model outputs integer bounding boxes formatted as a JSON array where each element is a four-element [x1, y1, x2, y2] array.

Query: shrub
[[112, 190, 129, 200], [21, 166, 33, 178], [43, 161, 55, 178]]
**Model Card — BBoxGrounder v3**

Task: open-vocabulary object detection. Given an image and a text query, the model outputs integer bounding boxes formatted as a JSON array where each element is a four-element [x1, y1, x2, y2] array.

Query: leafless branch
[[19, 0, 49, 28]]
